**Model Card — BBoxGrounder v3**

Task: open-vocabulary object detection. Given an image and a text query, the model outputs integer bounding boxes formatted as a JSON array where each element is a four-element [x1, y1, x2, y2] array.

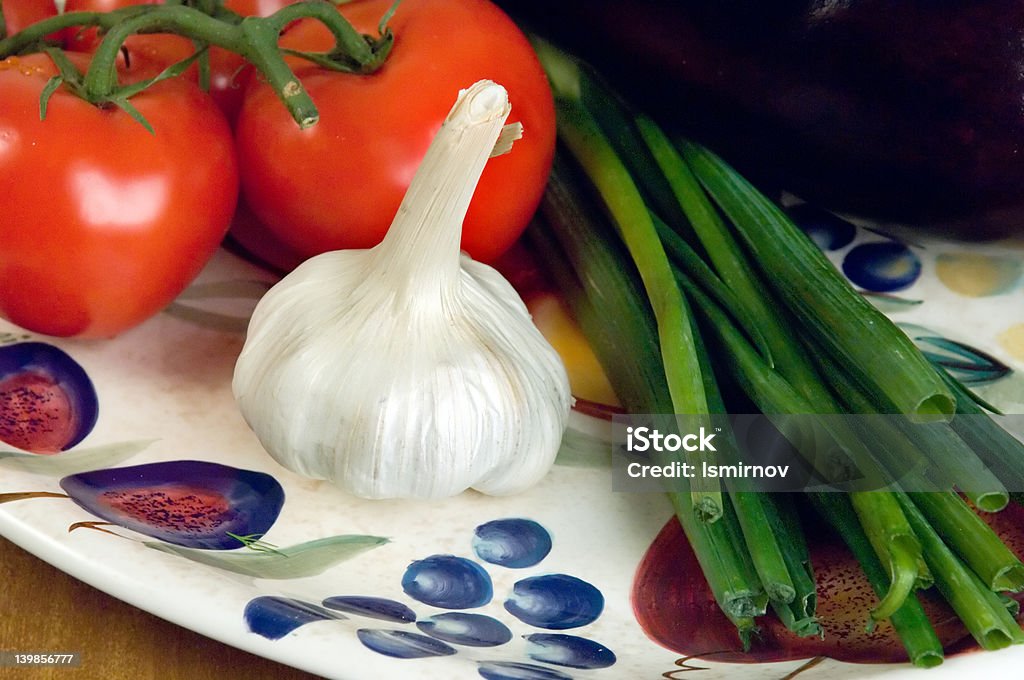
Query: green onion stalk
[[678, 142, 955, 422], [539, 39, 722, 522], [531, 47, 820, 640], [809, 493, 944, 668], [528, 164, 769, 632]]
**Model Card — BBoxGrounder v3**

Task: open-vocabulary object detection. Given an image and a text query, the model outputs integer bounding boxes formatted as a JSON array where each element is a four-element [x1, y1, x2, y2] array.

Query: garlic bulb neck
[[374, 82, 512, 289]]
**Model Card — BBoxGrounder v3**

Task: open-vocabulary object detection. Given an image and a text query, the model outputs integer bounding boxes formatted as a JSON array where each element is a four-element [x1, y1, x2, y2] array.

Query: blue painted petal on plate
[[786, 203, 857, 251], [842, 242, 922, 292], [321, 595, 416, 623], [416, 612, 512, 647], [524, 633, 616, 669], [356, 629, 457, 659], [59, 460, 285, 549], [244, 596, 345, 640], [473, 518, 552, 568], [477, 661, 574, 680], [401, 554, 493, 609], [504, 574, 604, 629], [0, 341, 98, 453]]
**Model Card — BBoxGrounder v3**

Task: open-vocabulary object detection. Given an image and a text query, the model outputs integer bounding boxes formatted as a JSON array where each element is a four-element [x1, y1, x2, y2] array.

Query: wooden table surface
[[0, 536, 322, 680]]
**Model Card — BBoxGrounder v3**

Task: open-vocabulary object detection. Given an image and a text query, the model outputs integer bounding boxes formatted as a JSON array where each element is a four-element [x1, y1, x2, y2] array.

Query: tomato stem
[[0, 8, 150, 54], [78, 6, 319, 126], [0, 1, 395, 129], [236, 14, 320, 127]]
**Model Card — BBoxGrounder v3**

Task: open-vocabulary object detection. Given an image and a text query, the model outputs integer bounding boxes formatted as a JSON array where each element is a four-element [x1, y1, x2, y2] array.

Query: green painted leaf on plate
[[0, 440, 157, 476], [862, 291, 923, 312], [144, 534, 389, 579], [555, 425, 612, 468], [163, 279, 273, 332]]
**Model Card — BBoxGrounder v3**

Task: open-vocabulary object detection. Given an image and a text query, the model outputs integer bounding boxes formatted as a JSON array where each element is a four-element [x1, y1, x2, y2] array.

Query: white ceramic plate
[[2, 222, 1024, 679]]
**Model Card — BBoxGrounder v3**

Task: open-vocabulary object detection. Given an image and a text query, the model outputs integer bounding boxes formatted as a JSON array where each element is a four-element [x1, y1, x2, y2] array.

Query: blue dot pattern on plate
[[504, 574, 604, 629], [245, 517, 615, 672], [787, 203, 857, 251], [473, 518, 552, 568], [416, 612, 512, 647], [842, 241, 922, 292], [477, 661, 574, 680], [524, 633, 617, 669], [356, 629, 457, 659], [244, 596, 346, 640], [321, 595, 416, 623], [402, 554, 493, 609]]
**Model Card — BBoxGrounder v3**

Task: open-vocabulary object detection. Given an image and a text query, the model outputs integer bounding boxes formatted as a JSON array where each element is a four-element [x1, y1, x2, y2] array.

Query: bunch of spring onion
[[528, 39, 1024, 666]]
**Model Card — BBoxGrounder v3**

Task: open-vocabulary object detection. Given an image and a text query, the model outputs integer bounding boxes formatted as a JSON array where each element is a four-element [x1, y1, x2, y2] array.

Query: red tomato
[[224, 0, 299, 17], [0, 53, 239, 338], [234, 0, 556, 264], [1, 0, 58, 35]]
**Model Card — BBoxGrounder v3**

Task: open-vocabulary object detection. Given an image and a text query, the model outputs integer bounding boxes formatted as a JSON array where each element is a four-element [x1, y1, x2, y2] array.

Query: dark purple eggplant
[[498, 0, 1024, 238]]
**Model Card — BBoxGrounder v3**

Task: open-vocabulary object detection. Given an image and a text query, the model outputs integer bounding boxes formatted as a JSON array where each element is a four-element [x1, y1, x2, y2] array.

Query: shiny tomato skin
[[235, 0, 556, 264], [0, 53, 239, 338], [1, 0, 58, 35], [224, 0, 299, 16]]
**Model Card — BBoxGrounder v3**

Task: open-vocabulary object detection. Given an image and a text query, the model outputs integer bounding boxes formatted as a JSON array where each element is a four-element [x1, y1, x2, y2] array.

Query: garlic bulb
[[233, 80, 573, 500]]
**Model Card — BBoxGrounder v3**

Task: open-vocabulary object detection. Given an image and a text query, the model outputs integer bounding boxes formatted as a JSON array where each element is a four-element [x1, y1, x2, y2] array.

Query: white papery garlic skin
[[232, 81, 573, 499]]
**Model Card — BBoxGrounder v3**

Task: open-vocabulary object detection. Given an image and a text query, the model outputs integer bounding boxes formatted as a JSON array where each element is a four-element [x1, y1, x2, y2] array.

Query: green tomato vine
[[0, 0, 398, 128]]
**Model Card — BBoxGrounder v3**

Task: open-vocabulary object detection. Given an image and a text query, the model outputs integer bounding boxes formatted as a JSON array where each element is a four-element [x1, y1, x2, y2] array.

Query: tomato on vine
[[62, 0, 301, 118], [0, 0, 539, 335], [234, 0, 556, 265], [0, 52, 238, 338]]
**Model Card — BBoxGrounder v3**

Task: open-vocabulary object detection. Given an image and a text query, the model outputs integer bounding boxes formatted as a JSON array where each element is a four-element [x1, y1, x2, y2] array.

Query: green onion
[[1000, 592, 1021, 620], [908, 491, 1024, 592], [727, 491, 796, 605], [543, 45, 721, 521], [679, 142, 954, 422], [725, 614, 759, 652], [848, 491, 922, 621], [532, 33, 1024, 661], [808, 493, 944, 667], [531, 155, 672, 414], [889, 418, 1008, 512], [679, 274, 922, 620], [637, 115, 842, 415], [759, 494, 821, 637], [692, 288, 821, 636], [690, 284, 817, 633], [817, 337, 1008, 511], [677, 268, 865, 486], [943, 371, 1024, 493], [669, 491, 769, 621], [896, 492, 1023, 650], [530, 150, 767, 633], [655, 214, 773, 366]]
